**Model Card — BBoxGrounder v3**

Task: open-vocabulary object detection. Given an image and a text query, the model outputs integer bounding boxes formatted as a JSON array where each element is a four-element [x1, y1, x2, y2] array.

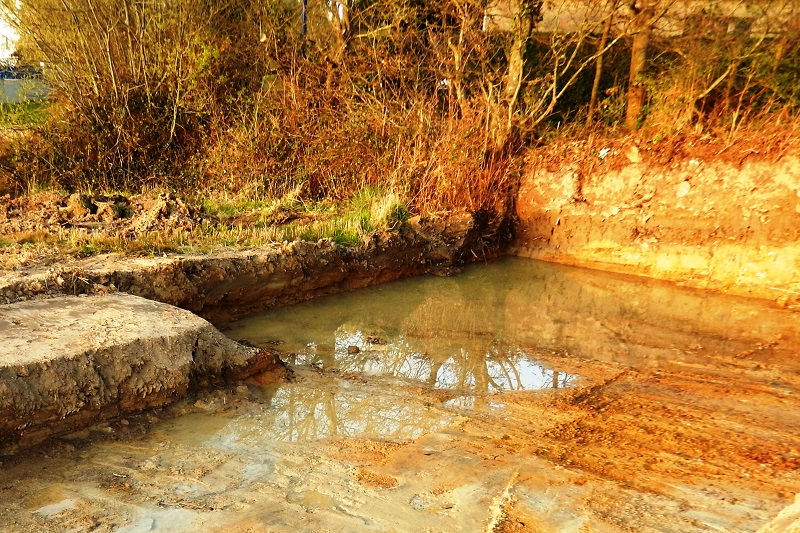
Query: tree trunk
[[448, 34, 466, 117], [587, 6, 614, 127], [493, 0, 540, 150], [330, 1, 351, 61], [625, 1, 653, 130]]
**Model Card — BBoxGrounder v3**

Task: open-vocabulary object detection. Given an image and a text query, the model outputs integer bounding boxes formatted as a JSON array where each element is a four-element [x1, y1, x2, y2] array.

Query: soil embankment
[[0, 212, 507, 326], [511, 136, 800, 309], [0, 293, 284, 454]]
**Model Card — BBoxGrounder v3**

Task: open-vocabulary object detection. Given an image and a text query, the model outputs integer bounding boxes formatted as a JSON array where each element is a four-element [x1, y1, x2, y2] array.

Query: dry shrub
[[2, 0, 531, 217], [5, 0, 272, 191], [641, 6, 800, 138], [4, 0, 798, 222]]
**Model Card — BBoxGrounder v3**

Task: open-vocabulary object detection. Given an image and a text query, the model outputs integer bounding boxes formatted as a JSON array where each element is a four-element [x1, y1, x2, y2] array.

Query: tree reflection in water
[[279, 290, 576, 394], [282, 329, 575, 392], [226, 263, 583, 442], [256, 291, 576, 442], [218, 382, 456, 443]]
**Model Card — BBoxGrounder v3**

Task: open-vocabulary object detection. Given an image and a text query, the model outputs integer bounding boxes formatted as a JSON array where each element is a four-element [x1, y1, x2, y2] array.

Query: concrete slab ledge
[[0, 293, 284, 454]]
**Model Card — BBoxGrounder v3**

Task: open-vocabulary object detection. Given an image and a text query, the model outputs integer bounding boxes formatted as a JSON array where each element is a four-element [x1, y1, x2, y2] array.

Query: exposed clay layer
[[511, 141, 800, 309], [0, 213, 506, 326], [0, 293, 284, 454]]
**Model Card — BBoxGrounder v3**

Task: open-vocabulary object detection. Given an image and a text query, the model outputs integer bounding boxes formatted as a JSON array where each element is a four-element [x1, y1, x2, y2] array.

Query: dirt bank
[[511, 135, 800, 310], [0, 212, 508, 326], [0, 293, 284, 454]]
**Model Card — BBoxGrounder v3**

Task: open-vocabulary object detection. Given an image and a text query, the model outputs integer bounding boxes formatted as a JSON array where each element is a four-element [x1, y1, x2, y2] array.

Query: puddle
[[2, 258, 800, 532], [280, 334, 576, 392], [199, 381, 457, 444], [226, 262, 589, 393], [228, 256, 800, 384]]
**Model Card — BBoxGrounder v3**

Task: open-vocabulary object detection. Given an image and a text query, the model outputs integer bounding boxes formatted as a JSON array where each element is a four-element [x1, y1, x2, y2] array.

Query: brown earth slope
[[512, 134, 800, 310]]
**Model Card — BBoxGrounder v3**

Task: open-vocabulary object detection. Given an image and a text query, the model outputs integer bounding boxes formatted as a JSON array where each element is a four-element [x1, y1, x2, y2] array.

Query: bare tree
[[327, 0, 353, 60], [587, 0, 619, 126]]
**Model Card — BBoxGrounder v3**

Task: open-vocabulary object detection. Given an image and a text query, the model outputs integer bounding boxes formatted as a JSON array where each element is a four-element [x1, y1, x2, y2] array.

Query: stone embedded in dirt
[[676, 180, 691, 197], [64, 193, 97, 218], [126, 192, 200, 237], [94, 195, 130, 222], [624, 144, 641, 163], [0, 293, 286, 454]]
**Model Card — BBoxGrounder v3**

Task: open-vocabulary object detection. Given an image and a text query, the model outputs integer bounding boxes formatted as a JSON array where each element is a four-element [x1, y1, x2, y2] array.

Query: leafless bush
[[1, 0, 798, 209]]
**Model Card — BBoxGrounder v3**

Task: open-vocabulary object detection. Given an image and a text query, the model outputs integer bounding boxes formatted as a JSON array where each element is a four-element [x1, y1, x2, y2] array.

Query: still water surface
[[226, 259, 588, 393], [227, 255, 796, 392]]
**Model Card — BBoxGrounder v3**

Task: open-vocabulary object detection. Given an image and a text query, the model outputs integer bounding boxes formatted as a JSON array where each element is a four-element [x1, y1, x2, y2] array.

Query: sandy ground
[[0, 262, 798, 532]]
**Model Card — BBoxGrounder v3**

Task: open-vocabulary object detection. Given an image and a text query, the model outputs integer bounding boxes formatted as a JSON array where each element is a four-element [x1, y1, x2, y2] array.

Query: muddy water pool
[[1, 257, 799, 532], [226, 259, 584, 394]]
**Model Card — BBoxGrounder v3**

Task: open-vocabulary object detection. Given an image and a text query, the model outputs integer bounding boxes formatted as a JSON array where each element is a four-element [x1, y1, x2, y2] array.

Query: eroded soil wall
[[0, 213, 506, 325], [511, 138, 800, 308]]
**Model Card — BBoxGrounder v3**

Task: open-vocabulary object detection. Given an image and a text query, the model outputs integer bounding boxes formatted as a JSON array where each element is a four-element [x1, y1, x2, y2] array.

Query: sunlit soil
[[1, 258, 798, 532]]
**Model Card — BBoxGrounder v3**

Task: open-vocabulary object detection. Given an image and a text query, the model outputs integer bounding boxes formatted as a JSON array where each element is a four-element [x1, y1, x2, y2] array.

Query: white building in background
[[0, 3, 49, 103], [0, 1, 18, 64], [0, 20, 16, 63], [483, 0, 800, 36]]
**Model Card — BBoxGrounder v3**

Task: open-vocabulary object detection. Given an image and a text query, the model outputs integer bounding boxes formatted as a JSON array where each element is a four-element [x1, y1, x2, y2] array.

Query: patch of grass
[[0, 187, 416, 270], [21, 181, 69, 196], [189, 187, 410, 250], [344, 187, 411, 231], [66, 230, 190, 258], [13, 230, 54, 246], [0, 100, 51, 127], [370, 191, 411, 230], [198, 184, 338, 228], [201, 198, 273, 217], [331, 227, 362, 246]]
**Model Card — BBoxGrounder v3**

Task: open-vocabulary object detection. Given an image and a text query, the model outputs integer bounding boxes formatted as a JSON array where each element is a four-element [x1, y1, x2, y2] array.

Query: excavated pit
[[0, 258, 798, 532], [0, 212, 506, 454], [0, 141, 799, 531]]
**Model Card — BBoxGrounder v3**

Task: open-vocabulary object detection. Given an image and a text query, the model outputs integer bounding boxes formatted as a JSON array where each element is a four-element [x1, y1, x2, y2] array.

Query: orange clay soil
[[513, 131, 800, 309]]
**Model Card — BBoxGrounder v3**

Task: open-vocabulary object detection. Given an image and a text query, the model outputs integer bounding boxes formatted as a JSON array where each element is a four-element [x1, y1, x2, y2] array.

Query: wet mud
[[1, 258, 798, 532]]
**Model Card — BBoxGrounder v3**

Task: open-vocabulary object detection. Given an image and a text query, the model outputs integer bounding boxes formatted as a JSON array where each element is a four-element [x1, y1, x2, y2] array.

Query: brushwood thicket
[[2, 0, 798, 215]]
